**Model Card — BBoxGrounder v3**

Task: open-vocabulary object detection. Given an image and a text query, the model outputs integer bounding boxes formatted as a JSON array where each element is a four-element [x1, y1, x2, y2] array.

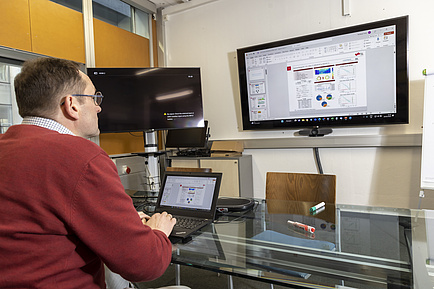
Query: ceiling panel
[[147, 0, 188, 8]]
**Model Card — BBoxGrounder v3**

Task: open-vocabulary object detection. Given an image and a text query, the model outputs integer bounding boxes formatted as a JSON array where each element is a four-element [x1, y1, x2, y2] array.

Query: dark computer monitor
[[165, 120, 209, 149], [87, 67, 204, 133]]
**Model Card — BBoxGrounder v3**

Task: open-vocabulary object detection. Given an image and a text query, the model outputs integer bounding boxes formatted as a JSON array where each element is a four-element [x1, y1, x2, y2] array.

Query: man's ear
[[61, 95, 80, 120]]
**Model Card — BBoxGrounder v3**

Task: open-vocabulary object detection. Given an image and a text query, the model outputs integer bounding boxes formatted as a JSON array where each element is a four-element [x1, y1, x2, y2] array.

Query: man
[[0, 57, 176, 288]]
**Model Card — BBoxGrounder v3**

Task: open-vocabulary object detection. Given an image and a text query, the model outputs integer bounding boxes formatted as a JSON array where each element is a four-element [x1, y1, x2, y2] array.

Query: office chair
[[264, 172, 337, 288], [266, 172, 336, 203], [265, 171, 336, 223]]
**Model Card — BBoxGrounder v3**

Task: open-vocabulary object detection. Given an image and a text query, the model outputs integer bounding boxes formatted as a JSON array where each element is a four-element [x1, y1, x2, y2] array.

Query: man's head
[[14, 57, 102, 138], [15, 57, 86, 118]]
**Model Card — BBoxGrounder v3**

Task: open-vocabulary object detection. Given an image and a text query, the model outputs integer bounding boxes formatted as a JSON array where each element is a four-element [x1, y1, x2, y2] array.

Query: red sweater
[[0, 125, 172, 288]]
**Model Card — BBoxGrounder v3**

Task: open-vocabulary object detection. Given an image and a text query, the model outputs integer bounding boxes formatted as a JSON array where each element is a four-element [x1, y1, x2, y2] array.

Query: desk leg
[[175, 264, 181, 285], [227, 275, 233, 289]]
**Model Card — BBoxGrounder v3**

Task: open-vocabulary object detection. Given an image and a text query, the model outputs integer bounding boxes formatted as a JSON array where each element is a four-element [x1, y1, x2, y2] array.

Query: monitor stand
[[298, 127, 333, 137], [142, 130, 160, 192]]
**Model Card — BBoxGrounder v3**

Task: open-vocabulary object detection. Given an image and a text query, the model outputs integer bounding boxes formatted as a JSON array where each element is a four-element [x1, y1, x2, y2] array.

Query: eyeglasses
[[71, 91, 104, 106]]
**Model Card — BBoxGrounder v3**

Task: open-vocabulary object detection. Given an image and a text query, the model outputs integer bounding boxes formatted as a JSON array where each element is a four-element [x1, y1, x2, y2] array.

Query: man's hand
[[138, 211, 150, 224], [139, 211, 176, 237]]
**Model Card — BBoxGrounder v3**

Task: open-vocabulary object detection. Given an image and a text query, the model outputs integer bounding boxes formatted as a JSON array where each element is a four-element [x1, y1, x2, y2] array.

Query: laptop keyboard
[[174, 217, 208, 230]]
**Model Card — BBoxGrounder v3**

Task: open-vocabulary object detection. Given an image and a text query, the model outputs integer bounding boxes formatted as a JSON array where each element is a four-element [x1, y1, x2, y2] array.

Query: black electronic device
[[87, 67, 204, 133], [166, 120, 209, 149], [155, 171, 222, 240], [216, 197, 255, 213], [174, 148, 211, 157], [237, 16, 409, 134]]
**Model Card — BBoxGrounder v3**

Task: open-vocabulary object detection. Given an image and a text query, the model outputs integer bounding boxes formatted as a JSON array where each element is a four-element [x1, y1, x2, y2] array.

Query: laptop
[[155, 171, 222, 240]]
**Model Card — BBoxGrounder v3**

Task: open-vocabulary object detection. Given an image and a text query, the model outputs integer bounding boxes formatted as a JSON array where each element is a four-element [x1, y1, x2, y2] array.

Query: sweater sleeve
[[69, 152, 172, 282]]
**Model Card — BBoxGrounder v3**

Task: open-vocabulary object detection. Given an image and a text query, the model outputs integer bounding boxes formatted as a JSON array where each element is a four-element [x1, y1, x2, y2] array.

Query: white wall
[[160, 0, 434, 208]]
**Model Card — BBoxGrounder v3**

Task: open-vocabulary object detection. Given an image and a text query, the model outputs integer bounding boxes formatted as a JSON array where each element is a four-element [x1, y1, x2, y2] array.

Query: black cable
[[128, 132, 143, 137], [161, 130, 172, 169], [314, 147, 324, 174]]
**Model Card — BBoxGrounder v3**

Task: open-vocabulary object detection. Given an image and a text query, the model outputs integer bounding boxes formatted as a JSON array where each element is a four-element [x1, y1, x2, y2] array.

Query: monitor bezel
[[236, 16, 409, 131], [87, 67, 204, 133]]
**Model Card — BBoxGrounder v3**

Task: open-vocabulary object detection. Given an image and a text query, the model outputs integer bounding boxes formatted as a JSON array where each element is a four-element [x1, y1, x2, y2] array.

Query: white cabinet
[[169, 155, 253, 198]]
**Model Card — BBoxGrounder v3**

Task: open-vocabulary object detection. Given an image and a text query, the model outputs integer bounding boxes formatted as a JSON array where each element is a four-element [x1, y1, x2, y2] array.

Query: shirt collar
[[22, 116, 75, 136]]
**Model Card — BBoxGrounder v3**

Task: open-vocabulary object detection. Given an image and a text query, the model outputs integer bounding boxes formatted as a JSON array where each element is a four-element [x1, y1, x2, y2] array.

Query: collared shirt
[[22, 116, 75, 136]]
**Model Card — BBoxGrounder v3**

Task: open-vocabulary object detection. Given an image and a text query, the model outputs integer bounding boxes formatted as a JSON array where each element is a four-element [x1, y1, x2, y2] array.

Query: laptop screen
[[161, 175, 217, 211], [156, 171, 222, 218]]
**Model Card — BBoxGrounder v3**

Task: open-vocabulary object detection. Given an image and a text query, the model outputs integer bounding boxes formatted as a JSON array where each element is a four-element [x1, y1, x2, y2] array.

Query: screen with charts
[[237, 16, 408, 130], [160, 175, 218, 211]]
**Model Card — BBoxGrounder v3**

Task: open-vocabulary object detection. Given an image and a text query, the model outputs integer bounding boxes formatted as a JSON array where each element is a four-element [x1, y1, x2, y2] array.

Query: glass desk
[[170, 199, 434, 289]]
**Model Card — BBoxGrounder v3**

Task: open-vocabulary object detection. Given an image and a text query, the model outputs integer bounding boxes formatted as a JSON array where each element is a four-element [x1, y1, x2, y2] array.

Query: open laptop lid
[[155, 171, 222, 220]]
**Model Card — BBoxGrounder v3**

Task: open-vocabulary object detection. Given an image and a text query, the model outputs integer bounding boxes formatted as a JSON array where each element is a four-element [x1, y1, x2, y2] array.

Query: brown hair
[[14, 57, 87, 118]]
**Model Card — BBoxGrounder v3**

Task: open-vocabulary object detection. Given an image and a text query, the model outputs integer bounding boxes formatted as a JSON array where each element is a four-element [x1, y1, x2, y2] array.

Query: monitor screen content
[[87, 67, 204, 133], [237, 16, 409, 131], [160, 175, 218, 211]]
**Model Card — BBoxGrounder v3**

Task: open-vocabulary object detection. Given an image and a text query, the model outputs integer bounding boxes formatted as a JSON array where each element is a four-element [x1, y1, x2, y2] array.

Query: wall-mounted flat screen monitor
[[87, 67, 204, 133], [237, 16, 409, 132], [165, 120, 208, 149]]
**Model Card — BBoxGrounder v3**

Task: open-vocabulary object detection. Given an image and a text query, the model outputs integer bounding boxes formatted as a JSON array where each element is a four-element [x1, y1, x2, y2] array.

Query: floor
[[134, 264, 288, 289], [134, 263, 376, 289]]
